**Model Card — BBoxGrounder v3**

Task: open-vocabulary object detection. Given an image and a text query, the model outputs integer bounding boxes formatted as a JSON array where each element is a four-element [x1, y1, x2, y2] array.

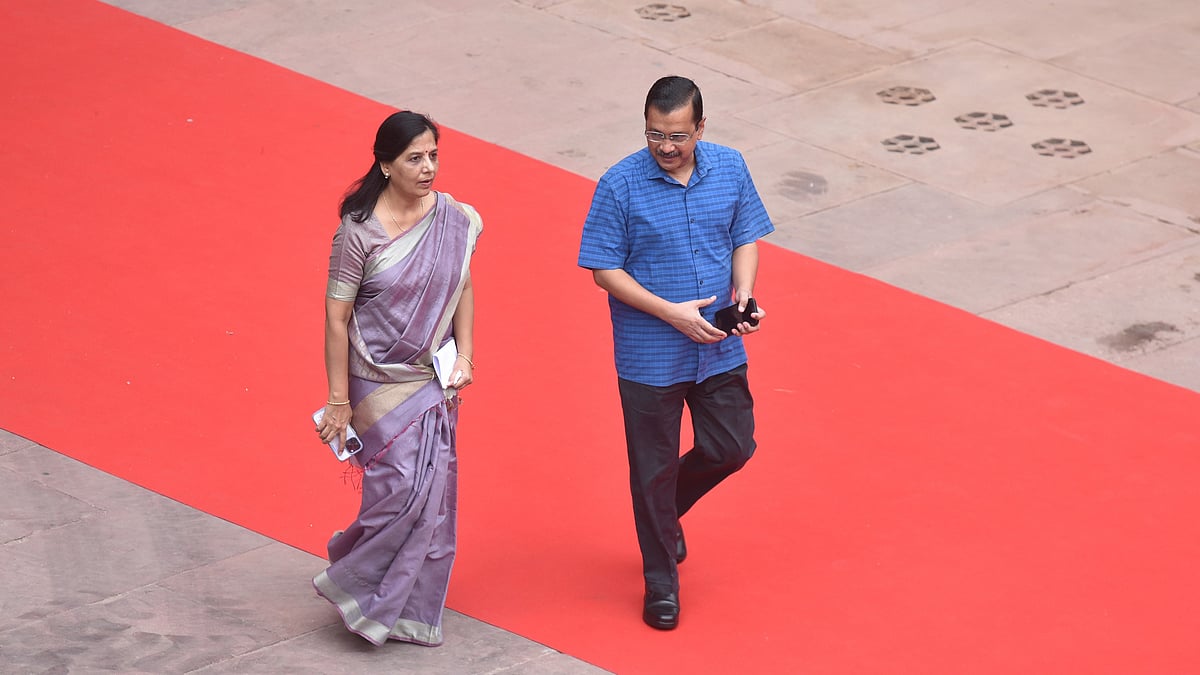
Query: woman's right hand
[[317, 402, 353, 449]]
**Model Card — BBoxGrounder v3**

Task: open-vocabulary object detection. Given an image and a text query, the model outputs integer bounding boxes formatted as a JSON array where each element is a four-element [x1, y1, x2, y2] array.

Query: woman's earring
[[383, 171, 390, 179]]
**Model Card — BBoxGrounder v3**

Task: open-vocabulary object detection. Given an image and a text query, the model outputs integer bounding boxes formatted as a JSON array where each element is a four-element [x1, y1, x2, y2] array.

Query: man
[[578, 75, 774, 630]]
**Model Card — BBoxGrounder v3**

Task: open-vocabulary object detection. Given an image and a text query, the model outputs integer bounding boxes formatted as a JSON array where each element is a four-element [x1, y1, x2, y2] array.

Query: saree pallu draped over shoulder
[[314, 192, 481, 647]]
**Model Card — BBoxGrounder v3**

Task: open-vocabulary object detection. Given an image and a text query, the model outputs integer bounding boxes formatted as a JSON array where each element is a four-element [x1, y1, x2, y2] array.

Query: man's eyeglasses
[[645, 130, 696, 144]]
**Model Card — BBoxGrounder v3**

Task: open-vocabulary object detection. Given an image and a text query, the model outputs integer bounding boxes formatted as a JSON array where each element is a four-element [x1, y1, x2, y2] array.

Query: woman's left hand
[[451, 355, 474, 389], [317, 402, 353, 448]]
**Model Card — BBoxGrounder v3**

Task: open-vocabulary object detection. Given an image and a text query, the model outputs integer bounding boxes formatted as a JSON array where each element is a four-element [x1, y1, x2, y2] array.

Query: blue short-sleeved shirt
[[578, 141, 775, 386]]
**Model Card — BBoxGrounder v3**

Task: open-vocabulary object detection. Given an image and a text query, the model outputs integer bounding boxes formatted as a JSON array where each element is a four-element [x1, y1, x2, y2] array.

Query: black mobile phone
[[714, 297, 759, 335]]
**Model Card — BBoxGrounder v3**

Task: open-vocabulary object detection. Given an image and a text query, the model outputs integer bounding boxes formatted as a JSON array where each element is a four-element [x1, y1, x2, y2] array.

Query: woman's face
[[382, 129, 438, 198]]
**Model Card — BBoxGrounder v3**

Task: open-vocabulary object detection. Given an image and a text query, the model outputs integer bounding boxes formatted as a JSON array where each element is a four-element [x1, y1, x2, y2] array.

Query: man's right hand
[[665, 295, 727, 343]]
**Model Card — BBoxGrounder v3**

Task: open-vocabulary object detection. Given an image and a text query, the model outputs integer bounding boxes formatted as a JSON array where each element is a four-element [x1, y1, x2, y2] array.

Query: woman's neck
[[378, 189, 431, 237], [384, 187, 425, 212]]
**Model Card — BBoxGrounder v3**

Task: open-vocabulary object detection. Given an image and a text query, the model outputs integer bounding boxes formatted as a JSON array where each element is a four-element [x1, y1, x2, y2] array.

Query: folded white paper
[[433, 338, 459, 389]]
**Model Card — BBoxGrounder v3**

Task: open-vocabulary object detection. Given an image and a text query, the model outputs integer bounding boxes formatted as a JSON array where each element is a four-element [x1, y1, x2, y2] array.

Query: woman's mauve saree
[[314, 192, 481, 646]]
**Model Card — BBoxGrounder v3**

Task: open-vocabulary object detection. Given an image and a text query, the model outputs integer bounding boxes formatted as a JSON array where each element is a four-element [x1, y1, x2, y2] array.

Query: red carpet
[[3, 2, 1200, 673]]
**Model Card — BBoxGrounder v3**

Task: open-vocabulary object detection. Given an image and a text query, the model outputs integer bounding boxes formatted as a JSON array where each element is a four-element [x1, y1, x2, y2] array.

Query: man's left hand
[[730, 292, 765, 337]]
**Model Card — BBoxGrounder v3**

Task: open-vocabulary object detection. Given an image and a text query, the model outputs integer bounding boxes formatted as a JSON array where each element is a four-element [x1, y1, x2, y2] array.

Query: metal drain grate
[[955, 112, 1013, 131], [882, 134, 940, 155], [636, 3, 691, 21], [877, 86, 936, 106], [1032, 138, 1092, 158], [1026, 89, 1084, 108]]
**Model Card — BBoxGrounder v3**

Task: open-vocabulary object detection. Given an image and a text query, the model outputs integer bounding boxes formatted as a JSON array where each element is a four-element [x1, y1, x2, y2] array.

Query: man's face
[[645, 104, 705, 175]]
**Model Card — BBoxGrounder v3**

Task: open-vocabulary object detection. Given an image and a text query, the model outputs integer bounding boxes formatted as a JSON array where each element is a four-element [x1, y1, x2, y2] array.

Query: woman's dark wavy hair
[[339, 111, 440, 223], [644, 76, 703, 125]]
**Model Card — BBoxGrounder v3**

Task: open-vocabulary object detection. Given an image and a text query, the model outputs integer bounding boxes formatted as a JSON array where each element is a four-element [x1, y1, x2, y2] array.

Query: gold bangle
[[327, 400, 350, 406], [457, 354, 475, 368]]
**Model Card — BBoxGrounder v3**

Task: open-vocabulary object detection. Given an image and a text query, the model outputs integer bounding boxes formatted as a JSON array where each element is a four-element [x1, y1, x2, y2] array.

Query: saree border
[[313, 570, 444, 646]]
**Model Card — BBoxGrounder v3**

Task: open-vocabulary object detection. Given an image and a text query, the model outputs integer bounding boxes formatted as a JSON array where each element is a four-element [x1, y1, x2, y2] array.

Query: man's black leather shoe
[[675, 527, 687, 564], [643, 590, 680, 630]]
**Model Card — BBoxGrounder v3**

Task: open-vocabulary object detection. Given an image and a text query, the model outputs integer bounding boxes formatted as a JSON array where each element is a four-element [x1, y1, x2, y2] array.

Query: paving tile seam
[[1091, 198, 1200, 234], [563, 9, 786, 52], [122, 581, 283, 650], [180, 624, 337, 673], [0, 431, 38, 452], [730, 122, 918, 192], [483, 649, 575, 675], [975, 247, 1200, 317], [975, 238, 1200, 314], [1074, 145, 1200, 184], [2, 507, 104, 549], [1043, 58, 1200, 109], [768, 180, 916, 227], [150, 572, 302, 641], [867, 233, 1199, 319]]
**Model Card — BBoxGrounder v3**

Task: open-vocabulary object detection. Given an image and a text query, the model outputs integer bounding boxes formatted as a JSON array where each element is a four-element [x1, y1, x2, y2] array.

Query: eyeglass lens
[[646, 131, 692, 143]]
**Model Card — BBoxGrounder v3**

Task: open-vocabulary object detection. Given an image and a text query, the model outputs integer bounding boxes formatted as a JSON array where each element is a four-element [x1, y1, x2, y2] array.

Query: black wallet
[[714, 298, 759, 335]]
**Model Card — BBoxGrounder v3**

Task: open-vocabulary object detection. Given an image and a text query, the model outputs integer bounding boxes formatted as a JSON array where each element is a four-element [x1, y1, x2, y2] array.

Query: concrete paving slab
[[1051, 18, 1200, 105], [754, 0, 976, 40], [0, 465, 96, 543], [191, 610, 610, 674], [0, 541, 108, 630], [0, 584, 279, 674], [866, 0, 1195, 60], [3, 491, 270, 612], [0, 441, 179, 512], [0, 430, 35, 455], [674, 17, 901, 94], [866, 200, 1197, 314], [768, 183, 1091, 271], [166, 1, 450, 92], [981, 241, 1200, 366], [1073, 147, 1200, 228], [548, 0, 780, 51], [699, 114, 796, 154], [515, 0, 571, 8], [742, 139, 910, 223], [170, 0, 451, 53], [157, 542, 332, 640], [103, 0, 253, 25], [508, 113, 644, 181], [742, 42, 1200, 206]]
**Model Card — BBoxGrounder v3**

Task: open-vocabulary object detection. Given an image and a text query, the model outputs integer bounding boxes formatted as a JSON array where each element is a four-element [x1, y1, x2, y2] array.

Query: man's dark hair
[[644, 76, 703, 125]]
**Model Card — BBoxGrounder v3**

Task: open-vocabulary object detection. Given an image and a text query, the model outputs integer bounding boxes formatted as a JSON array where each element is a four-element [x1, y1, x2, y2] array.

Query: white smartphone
[[311, 408, 363, 461]]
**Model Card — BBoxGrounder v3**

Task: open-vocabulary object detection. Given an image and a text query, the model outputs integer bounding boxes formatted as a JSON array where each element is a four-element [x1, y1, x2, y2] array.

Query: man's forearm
[[731, 243, 759, 299], [592, 268, 673, 320]]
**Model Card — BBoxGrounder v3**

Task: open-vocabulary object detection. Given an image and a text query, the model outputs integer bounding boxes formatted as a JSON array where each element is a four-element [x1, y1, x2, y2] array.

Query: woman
[[313, 111, 482, 647]]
